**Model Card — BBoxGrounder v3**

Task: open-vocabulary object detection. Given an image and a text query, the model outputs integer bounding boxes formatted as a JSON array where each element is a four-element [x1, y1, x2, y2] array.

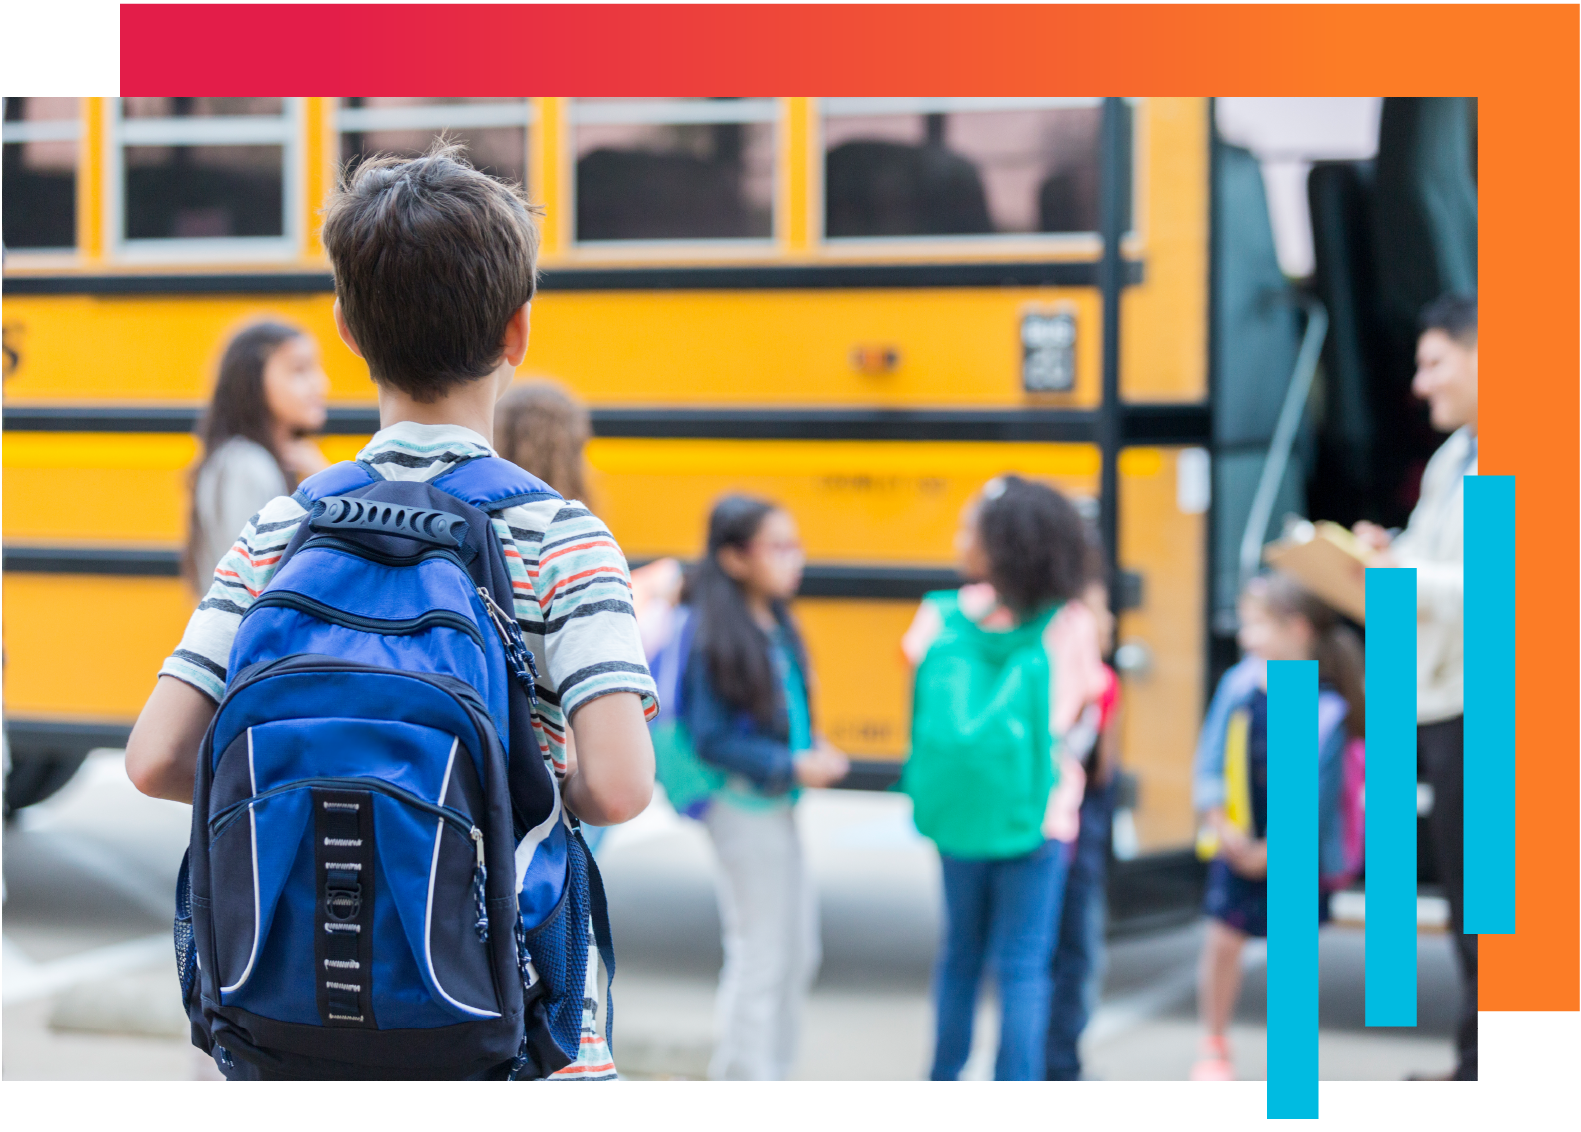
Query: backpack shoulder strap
[[431, 456, 562, 513], [290, 459, 378, 508]]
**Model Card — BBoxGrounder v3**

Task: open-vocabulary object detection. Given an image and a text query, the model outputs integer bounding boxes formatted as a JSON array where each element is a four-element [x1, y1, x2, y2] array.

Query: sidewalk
[[3, 755, 1463, 1081]]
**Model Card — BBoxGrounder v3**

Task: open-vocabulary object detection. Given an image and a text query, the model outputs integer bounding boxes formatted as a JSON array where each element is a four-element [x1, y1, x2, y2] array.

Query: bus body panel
[[2, 97, 1211, 858]]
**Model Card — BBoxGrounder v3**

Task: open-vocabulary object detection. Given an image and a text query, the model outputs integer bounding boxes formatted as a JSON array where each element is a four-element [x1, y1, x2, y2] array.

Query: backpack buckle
[[325, 870, 362, 922]]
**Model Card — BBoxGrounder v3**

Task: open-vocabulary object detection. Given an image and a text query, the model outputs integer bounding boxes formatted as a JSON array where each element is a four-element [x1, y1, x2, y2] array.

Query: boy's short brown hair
[[322, 140, 542, 402]]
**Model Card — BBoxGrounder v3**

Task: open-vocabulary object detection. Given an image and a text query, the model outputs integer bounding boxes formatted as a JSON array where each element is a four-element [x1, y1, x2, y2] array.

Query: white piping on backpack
[[424, 738, 500, 1018], [221, 728, 264, 995], [513, 776, 562, 895]]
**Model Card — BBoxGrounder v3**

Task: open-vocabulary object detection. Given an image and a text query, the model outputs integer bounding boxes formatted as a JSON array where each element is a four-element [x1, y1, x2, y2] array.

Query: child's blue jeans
[[930, 837, 1069, 1080], [1045, 776, 1117, 1080]]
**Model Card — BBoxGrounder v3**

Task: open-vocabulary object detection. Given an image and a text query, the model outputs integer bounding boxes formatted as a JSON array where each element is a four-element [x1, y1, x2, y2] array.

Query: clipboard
[[1261, 519, 1369, 623]]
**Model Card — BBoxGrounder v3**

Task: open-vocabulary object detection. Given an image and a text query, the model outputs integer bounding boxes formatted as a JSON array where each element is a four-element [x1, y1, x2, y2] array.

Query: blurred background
[[2, 95, 1475, 1079]]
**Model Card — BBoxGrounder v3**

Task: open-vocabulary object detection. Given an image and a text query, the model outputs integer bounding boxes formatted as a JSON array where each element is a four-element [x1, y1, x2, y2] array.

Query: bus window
[[337, 98, 532, 186], [822, 97, 1130, 240], [2, 98, 79, 252], [572, 98, 776, 242], [115, 98, 296, 248], [122, 98, 284, 118]]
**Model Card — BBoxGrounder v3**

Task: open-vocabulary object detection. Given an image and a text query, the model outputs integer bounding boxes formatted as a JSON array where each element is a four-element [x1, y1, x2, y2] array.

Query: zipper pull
[[470, 827, 489, 943], [476, 586, 539, 703]]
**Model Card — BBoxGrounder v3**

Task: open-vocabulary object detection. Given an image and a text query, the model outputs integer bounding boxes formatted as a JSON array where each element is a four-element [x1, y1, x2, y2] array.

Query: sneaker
[[1190, 1036, 1235, 1081]]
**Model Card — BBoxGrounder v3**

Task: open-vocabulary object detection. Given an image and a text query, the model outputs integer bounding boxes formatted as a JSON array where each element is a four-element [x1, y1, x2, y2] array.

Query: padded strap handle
[[308, 496, 468, 548]]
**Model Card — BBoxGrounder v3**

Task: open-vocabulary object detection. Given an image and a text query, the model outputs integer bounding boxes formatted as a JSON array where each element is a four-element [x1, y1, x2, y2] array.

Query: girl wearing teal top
[[680, 496, 849, 1080]]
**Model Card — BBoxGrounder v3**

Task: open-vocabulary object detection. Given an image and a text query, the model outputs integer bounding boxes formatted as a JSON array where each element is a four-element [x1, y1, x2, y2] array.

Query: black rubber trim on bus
[[1, 259, 1143, 297], [2, 546, 182, 576], [1, 405, 382, 435], [3, 404, 1211, 445], [2, 546, 963, 598], [4, 718, 135, 758]]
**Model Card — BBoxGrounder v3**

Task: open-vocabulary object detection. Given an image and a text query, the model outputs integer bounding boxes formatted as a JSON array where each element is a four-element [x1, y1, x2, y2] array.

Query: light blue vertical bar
[[1268, 659, 1318, 1120], [1366, 567, 1417, 1026], [1464, 475, 1515, 934]]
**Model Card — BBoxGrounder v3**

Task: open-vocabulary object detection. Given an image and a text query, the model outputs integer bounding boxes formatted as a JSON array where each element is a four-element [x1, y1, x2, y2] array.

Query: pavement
[[3, 750, 1462, 1081]]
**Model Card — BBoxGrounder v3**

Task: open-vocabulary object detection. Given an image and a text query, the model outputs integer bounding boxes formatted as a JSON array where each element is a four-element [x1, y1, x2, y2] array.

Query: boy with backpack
[[125, 144, 657, 1080]]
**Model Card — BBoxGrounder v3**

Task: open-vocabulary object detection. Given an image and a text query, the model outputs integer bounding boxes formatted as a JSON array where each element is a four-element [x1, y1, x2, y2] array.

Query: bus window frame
[[1, 98, 83, 262], [564, 97, 782, 259], [106, 97, 303, 264], [332, 98, 535, 188], [814, 96, 1142, 259]]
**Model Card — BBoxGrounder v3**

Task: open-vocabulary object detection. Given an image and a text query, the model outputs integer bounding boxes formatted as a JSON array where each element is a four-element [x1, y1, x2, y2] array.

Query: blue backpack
[[174, 457, 613, 1080]]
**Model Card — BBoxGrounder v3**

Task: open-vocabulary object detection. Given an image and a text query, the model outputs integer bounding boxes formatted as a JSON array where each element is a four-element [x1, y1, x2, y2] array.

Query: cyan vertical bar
[[1268, 659, 1318, 1120], [1366, 567, 1417, 1026], [1464, 475, 1515, 934]]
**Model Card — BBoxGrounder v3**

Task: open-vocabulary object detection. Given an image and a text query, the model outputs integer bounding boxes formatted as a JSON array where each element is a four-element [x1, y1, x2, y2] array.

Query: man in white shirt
[[1354, 292, 1478, 1081]]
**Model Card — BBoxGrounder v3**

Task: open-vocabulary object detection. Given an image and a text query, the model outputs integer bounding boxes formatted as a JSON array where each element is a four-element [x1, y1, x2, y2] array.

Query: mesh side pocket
[[521, 828, 592, 1067], [174, 849, 197, 1007]]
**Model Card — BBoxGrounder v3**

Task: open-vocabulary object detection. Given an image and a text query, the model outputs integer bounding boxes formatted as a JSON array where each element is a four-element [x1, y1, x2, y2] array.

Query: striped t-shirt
[[159, 420, 655, 1080], [160, 420, 659, 774]]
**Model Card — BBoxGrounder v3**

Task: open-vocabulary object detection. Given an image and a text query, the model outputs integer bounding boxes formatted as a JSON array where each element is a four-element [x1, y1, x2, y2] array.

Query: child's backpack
[[902, 590, 1061, 860], [173, 458, 612, 1080], [644, 606, 723, 819], [1316, 691, 1365, 892], [1322, 736, 1367, 891]]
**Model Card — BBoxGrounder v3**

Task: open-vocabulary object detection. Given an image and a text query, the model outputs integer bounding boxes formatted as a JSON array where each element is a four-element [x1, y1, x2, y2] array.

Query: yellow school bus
[[4, 97, 1223, 909]]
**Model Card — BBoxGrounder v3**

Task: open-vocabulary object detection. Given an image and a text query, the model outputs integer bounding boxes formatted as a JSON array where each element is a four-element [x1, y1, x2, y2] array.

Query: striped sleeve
[[158, 495, 307, 702], [498, 499, 658, 775]]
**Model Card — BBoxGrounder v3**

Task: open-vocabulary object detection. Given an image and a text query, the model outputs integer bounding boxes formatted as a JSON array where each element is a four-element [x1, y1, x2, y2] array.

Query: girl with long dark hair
[[184, 321, 329, 588], [680, 494, 848, 1079]]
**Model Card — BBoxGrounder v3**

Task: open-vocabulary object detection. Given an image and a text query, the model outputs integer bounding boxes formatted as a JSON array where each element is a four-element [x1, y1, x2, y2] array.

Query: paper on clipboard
[[1261, 519, 1369, 623]]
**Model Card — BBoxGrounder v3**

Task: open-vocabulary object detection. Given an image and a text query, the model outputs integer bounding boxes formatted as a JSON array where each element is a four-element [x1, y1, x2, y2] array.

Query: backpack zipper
[[475, 587, 540, 702], [217, 657, 501, 763], [209, 774, 477, 842], [299, 533, 471, 573], [245, 590, 486, 651], [470, 827, 489, 942], [224, 655, 491, 718]]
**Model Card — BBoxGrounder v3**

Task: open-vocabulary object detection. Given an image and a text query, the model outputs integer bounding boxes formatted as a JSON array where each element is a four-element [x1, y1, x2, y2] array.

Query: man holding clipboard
[[1353, 293, 1480, 1082]]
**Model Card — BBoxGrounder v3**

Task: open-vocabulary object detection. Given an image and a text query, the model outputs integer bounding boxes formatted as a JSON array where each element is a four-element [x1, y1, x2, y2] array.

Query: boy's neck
[[375, 368, 509, 445]]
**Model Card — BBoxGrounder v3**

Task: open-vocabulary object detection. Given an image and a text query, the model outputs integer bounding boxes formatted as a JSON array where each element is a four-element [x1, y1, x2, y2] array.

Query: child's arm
[[128, 495, 306, 803], [560, 691, 654, 826], [1219, 827, 1268, 879], [683, 658, 797, 793], [125, 676, 218, 803], [900, 598, 943, 666]]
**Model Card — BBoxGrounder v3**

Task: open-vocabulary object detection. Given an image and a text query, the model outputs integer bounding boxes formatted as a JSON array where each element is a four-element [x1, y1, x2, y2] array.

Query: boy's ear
[[502, 302, 531, 368], [332, 298, 365, 360]]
